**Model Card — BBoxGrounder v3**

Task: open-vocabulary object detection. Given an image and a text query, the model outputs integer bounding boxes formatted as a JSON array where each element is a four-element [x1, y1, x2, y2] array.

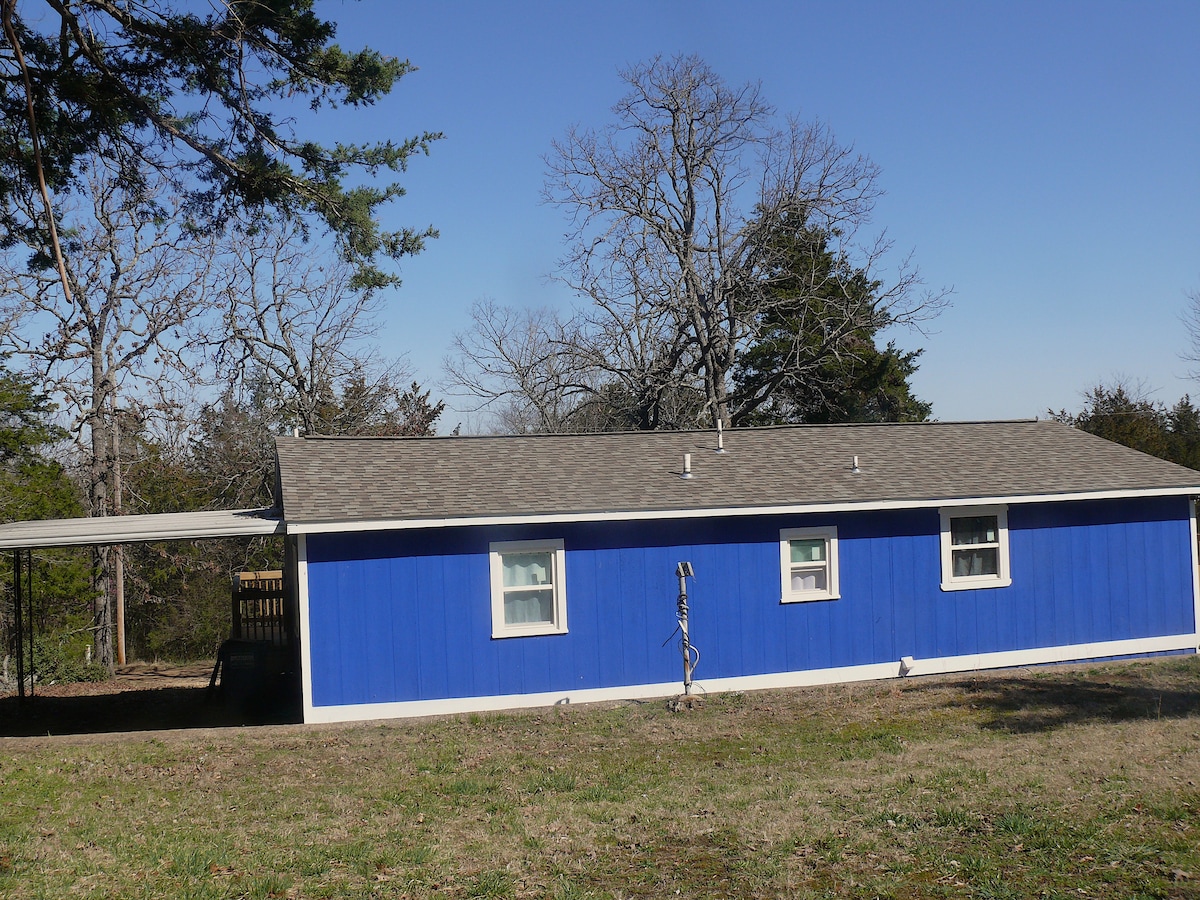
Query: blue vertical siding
[[305, 495, 1197, 708]]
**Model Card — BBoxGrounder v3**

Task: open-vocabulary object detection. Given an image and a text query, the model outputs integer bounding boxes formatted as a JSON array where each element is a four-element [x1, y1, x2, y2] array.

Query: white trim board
[[1191, 501, 1200, 640], [296, 534, 316, 720], [285, 487, 1200, 537], [300, 632, 1200, 724], [0, 508, 283, 549]]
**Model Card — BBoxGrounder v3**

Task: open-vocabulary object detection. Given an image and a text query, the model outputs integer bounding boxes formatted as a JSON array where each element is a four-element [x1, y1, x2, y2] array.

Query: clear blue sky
[[321, 0, 1198, 431]]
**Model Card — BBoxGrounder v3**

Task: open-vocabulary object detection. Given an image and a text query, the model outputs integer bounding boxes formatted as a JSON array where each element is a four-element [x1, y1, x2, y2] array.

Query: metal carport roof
[[0, 508, 284, 549]]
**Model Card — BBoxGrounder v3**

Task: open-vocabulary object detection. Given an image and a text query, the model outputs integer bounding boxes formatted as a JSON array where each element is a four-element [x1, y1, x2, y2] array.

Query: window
[[780, 526, 839, 602], [489, 539, 567, 637], [939, 505, 1012, 591]]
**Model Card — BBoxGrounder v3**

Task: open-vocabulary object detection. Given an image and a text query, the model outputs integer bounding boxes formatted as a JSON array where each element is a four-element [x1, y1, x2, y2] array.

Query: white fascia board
[[0, 508, 284, 549], [284, 486, 1200, 537], [301, 632, 1199, 724]]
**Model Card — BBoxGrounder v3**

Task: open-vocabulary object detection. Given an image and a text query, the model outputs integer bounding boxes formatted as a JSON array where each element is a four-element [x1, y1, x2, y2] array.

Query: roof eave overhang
[[0, 508, 285, 550], [284, 485, 1200, 537]]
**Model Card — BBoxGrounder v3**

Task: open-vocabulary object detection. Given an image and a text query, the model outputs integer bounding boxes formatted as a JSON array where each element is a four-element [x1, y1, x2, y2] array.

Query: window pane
[[790, 538, 826, 564], [504, 588, 554, 624], [791, 566, 827, 592], [951, 516, 998, 546], [953, 547, 999, 577], [502, 551, 552, 587]]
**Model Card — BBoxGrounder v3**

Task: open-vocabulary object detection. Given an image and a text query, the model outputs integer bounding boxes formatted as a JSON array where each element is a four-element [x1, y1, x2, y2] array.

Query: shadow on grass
[[954, 664, 1200, 733], [0, 685, 303, 737]]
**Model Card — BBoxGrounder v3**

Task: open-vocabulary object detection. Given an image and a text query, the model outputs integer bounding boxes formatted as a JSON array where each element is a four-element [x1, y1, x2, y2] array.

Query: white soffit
[[0, 508, 284, 549]]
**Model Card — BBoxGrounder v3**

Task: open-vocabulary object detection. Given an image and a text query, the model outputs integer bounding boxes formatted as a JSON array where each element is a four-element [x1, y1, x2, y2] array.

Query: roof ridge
[[287, 419, 1046, 443]]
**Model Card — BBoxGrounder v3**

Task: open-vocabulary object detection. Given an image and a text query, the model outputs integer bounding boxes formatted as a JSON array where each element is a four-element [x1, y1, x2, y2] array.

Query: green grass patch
[[2, 656, 1200, 898]]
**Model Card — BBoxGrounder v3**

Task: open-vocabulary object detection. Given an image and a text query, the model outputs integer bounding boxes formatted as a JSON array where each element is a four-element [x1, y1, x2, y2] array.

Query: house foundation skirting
[[300, 631, 1200, 725]]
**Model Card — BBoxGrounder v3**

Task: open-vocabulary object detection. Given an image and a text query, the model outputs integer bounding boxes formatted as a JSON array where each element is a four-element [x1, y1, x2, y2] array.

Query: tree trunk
[[92, 544, 113, 672], [88, 369, 114, 671]]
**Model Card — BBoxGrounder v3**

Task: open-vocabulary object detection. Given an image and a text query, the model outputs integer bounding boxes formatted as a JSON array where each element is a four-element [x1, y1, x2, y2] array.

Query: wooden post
[[114, 546, 125, 667], [25, 549, 33, 697], [13, 549, 24, 701]]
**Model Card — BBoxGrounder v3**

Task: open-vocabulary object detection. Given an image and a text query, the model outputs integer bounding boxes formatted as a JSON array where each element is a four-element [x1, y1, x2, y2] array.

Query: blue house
[[274, 421, 1200, 724]]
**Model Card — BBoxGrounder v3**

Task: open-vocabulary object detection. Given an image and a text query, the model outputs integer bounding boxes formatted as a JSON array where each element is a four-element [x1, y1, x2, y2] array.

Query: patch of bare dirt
[[0, 660, 301, 737], [14, 662, 214, 698]]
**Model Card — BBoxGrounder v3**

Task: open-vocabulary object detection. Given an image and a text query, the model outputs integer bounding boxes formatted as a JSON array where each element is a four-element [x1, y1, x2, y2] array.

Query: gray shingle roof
[[274, 420, 1200, 528]]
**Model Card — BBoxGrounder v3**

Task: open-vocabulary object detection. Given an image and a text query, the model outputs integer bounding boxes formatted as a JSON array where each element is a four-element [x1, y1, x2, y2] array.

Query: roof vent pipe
[[716, 420, 725, 453], [851, 455, 861, 474], [682, 452, 693, 479]]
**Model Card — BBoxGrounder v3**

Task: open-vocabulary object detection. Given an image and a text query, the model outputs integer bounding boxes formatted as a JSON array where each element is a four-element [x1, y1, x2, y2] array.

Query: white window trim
[[780, 526, 840, 603], [939, 505, 1012, 591], [489, 539, 568, 638]]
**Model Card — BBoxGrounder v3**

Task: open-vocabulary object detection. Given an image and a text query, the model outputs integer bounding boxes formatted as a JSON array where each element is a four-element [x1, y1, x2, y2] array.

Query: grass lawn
[[2, 656, 1200, 899]]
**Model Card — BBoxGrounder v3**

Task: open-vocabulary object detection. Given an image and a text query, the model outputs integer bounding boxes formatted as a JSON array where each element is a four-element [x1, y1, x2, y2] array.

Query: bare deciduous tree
[[1183, 287, 1200, 380], [445, 295, 707, 433], [543, 54, 948, 428], [0, 156, 218, 668], [443, 300, 594, 433], [217, 223, 431, 437]]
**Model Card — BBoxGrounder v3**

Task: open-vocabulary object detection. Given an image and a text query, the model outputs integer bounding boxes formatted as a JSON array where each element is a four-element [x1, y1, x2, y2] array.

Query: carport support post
[[114, 544, 125, 667], [12, 549, 24, 701], [26, 550, 34, 697]]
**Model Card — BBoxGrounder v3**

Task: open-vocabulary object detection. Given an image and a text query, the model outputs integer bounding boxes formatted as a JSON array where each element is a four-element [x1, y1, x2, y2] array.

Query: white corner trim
[[299, 632, 1200, 724], [1191, 501, 1200, 640], [283, 487, 1200, 536], [295, 533, 317, 724]]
